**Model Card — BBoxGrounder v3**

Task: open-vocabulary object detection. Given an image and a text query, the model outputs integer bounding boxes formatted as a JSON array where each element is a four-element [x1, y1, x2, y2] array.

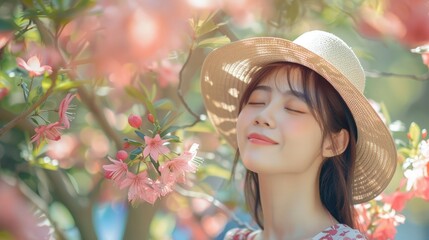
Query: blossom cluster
[[14, 55, 76, 147], [355, 123, 429, 239], [30, 93, 76, 146], [103, 113, 203, 205]]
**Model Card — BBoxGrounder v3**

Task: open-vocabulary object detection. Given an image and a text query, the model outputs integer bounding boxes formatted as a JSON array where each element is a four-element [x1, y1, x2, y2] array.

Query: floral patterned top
[[225, 224, 368, 240]]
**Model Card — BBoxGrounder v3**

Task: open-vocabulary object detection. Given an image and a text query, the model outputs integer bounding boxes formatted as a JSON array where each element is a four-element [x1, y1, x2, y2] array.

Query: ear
[[322, 129, 349, 158]]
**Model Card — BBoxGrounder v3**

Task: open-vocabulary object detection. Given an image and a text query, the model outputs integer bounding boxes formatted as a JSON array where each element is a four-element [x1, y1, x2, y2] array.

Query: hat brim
[[201, 37, 397, 204]]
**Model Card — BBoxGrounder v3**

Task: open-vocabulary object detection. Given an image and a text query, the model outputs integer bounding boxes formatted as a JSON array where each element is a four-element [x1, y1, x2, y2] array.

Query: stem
[[213, 11, 239, 41], [177, 47, 201, 129], [29, 76, 34, 92], [76, 86, 122, 149], [0, 73, 57, 137]]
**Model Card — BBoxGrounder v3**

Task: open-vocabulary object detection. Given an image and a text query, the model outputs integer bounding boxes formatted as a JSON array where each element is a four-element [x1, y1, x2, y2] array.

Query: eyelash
[[247, 102, 264, 105], [247, 102, 304, 113]]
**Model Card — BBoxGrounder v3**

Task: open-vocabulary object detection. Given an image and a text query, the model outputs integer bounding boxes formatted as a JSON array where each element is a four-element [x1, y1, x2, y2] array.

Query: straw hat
[[200, 30, 397, 204]]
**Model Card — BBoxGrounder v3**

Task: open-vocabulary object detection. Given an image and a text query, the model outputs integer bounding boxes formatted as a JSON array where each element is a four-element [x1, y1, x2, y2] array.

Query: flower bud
[[422, 129, 427, 139], [123, 142, 131, 149], [147, 113, 155, 124], [116, 150, 128, 161], [128, 114, 142, 128], [104, 170, 113, 179]]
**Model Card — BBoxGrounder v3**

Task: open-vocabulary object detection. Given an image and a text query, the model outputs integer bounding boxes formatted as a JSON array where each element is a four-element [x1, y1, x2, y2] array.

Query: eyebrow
[[252, 85, 307, 102]]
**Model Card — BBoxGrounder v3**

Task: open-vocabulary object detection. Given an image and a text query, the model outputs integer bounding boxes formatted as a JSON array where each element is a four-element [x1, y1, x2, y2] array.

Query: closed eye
[[248, 102, 265, 105], [285, 107, 305, 113]]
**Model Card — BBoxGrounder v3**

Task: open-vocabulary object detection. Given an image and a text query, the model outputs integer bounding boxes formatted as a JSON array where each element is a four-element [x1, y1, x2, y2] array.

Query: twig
[[76, 86, 122, 149], [174, 185, 256, 230], [365, 70, 429, 81], [213, 11, 239, 42], [177, 47, 201, 128], [0, 73, 57, 137]]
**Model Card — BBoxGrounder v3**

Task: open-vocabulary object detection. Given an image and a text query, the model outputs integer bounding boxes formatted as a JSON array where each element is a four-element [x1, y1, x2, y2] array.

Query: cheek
[[282, 118, 323, 153], [236, 111, 248, 145]]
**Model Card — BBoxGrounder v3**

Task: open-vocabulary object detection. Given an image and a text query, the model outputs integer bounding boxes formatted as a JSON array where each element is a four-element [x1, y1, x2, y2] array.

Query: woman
[[200, 31, 397, 239]]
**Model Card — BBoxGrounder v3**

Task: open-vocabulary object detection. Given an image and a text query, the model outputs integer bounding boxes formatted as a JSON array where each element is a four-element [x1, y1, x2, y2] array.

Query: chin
[[242, 157, 277, 173]]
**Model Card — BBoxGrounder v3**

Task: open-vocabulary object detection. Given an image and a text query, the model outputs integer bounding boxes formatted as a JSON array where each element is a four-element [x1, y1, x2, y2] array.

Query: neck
[[257, 164, 336, 240]]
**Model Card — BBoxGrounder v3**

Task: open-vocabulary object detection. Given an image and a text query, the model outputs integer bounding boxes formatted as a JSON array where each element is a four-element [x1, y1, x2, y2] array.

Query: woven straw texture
[[200, 31, 397, 204]]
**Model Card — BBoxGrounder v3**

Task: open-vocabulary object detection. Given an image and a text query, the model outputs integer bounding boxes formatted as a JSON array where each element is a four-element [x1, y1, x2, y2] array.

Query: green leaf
[[159, 111, 172, 127], [163, 135, 181, 143], [129, 147, 142, 160], [409, 122, 421, 148], [160, 125, 181, 137], [54, 80, 86, 91], [28, 86, 44, 104], [150, 157, 160, 174], [33, 157, 58, 170], [197, 36, 230, 49], [194, 12, 226, 38], [126, 85, 157, 119], [379, 102, 391, 125], [124, 138, 142, 146], [135, 130, 146, 141], [153, 99, 175, 110], [398, 147, 411, 158], [150, 84, 157, 101], [19, 82, 29, 102], [159, 111, 182, 132]]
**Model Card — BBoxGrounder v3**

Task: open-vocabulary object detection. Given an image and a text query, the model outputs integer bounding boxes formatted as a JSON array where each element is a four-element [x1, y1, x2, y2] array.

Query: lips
[[247, 133, 278, 145]]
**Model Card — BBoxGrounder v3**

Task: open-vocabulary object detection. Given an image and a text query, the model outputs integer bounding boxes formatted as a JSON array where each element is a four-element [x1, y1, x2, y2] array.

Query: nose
[[253, 106, 276, 128]]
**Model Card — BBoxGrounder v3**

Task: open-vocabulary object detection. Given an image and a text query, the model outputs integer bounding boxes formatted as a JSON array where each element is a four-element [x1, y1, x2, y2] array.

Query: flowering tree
[[0, 0, 428, 239]]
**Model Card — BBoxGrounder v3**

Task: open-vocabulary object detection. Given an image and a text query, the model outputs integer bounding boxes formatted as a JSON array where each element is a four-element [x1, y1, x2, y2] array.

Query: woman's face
[[236, 68, 325, 174]]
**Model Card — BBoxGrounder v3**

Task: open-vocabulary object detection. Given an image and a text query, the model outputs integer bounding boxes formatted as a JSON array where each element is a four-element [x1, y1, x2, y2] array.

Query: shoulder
[[224, 228, 257, 240], [313, 224, 368, 240]]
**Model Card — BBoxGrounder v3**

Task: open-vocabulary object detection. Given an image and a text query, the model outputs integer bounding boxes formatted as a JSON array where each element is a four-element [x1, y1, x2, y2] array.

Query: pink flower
[[156, 60, 182, 88], [152, 179, 173, 197], [116, 150, 128, 161], [422, 52, 429, 68], [0, 31, 13, 49], [382, 191, 414, 211], [414, 176, 429, 200], [143, 134, 170, 161], [102, 157, 128, 183], [354, 204, 371, 233], [372, 217, 397, 239], [31, 122, 65, 145], [128, 114, 142, 129], [58, 93, 76, 129], [120, 171, 158, 204], [16, 56, 53, 77], [159, 143, 200, 184]]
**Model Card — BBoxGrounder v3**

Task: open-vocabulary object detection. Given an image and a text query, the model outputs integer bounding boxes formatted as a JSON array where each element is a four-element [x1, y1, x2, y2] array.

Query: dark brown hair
[[232, 62, 358, 229]]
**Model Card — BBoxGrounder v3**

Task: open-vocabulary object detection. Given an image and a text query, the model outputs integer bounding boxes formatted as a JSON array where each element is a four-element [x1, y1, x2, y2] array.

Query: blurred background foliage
[[0, 0, 428, 239]]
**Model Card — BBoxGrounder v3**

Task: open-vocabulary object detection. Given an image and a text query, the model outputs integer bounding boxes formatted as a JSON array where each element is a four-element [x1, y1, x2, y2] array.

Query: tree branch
[[177, 47, 201, 128], [365, 70, 429, 81], [0, 73, 57, 137], [76, 86, 122, 149], [43, 169, 98, 240]]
